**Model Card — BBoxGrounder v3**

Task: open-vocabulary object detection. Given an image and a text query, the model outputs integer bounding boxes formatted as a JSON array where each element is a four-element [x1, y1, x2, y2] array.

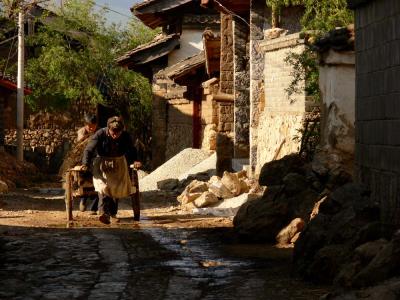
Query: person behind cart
[[77, 113, 99, 214], [81, 116, 142, 224]]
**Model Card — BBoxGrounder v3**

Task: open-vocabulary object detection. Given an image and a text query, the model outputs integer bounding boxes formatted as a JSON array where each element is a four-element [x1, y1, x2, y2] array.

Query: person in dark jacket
[[77, 113, 99, 214], [81, 116, 141, 224]]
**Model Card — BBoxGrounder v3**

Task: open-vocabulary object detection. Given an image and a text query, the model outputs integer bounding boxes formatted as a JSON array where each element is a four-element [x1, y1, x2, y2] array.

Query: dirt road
[[0, 187, 328, 299]]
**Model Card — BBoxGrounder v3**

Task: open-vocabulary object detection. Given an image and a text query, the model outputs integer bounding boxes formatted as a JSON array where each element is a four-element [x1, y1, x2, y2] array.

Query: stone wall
[[220, 14, 234, 95], [165, 100, 193, 160], [200, 78, 232, 151], [352, 0, 400, 226], [152, 79, 187, 167], [256, 33, 306, 175], [233, 18, 250, 159], [250, 0, 270, 174], [319, 50, 355, 173]]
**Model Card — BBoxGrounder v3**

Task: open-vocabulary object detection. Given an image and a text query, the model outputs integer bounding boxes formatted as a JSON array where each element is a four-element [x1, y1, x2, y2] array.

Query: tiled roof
[[116, 34, 180, 66], [156, 51, 205, 79]]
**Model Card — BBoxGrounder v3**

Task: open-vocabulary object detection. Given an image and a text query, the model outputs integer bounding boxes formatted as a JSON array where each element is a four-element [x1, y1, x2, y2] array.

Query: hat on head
[[107, 116, 124, 132]]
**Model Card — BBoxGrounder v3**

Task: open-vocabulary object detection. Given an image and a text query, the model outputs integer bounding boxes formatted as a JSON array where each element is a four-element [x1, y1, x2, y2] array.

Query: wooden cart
[[64, 166, 140, 221]]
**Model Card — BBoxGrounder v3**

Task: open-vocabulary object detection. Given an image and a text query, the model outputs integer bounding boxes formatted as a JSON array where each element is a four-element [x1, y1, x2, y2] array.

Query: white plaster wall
[[319, 51, 355, 155], [255, 112, 304, 175], [168, 29, 204, 66]]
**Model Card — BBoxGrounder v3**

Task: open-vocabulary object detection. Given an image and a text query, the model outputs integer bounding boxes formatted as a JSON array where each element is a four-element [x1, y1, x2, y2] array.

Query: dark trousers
[[80, 196, 98, 211], [98, 194, 118, 216]]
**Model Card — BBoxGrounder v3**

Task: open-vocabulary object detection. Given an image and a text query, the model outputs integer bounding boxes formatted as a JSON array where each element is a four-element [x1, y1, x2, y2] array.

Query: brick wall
[[353, 0, 400, 226], [256, 33, 307, 174]]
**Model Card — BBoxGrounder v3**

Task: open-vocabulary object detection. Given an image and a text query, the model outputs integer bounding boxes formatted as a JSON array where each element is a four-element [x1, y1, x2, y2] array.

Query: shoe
[[79, 200, 86, 212], [133, 215, 140, 221], [99, 214, 110, 224]]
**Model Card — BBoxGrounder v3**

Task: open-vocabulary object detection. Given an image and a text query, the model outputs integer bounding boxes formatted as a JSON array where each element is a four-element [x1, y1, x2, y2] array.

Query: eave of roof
[[132, 0, 193, 28], [156, 51, 205, 80], [0, 78, 32, 94], [200, 0, 250, 14], [203, 30, 220, 75], [117, 34, 180, 67]]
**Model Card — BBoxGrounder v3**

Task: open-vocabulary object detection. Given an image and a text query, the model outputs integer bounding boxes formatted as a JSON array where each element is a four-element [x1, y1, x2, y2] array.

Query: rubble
[[0, 150, 40, 188]]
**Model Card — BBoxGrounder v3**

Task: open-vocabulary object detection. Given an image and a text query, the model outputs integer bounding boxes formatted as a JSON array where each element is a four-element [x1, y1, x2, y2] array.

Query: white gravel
[[139, 148, 213, 191], [178, 152, 216, 181]]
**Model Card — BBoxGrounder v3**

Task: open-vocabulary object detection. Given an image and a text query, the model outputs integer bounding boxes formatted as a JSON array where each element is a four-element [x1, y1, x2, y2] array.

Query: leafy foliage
[[284, 49, 319, 99], [24, 0, 156, 133], [301, 0, 353, 33]]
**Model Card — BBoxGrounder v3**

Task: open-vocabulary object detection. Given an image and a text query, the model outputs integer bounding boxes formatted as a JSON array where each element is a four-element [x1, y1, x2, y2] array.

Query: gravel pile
[[139, 148, 212, 191], [178, 152, 216, 181]]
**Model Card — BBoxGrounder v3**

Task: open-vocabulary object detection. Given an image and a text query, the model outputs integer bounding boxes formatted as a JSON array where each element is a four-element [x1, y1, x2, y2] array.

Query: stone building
[[125, 0, 324, 176], [201, 0, 305, 175], [120, 0, 220, 168], [349, 0, 400, 227]]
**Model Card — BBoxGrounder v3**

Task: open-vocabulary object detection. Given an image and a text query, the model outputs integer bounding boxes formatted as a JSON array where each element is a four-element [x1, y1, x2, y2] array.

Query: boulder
[[157, 178, 179, 191], [352, 236, 400, 288], [239, 179, 249, 194], [354, 239, 389, 265], [276, 218, 305, 246], [233, 194, 290, 242], [259, 154, 305, 186], [194, 192, 219, 208], [282, 173, 307, 196], [209, 181, 233, 199], [187, 180, 209, 194], [221, 171, 241, 196], [177, 192, 203, 205]]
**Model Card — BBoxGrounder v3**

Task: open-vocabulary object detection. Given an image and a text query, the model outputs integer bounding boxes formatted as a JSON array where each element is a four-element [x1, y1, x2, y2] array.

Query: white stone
[[194, 192, 219, 208], [221, 171, 241, 196], [208, 181, 233, 199]]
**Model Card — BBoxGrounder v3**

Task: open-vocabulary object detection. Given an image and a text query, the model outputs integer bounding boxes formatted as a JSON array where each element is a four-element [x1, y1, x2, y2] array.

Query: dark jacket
[[82, 128, 137, 166]]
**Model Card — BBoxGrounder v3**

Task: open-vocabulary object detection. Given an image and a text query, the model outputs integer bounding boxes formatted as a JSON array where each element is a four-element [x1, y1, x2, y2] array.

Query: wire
[[2, 26, 18, 78], [213, 0, 250, 27], [92, 2, 132, 20]]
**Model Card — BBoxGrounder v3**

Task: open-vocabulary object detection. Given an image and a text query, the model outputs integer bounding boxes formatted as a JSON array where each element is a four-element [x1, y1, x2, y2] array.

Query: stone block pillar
[[249, 0, 269, 174], [220, 14, 234, 95], [233, 18, 250, 159]]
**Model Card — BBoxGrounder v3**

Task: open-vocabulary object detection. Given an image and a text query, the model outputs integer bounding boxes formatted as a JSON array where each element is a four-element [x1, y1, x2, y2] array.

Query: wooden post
[[65, 170, 73, 221]]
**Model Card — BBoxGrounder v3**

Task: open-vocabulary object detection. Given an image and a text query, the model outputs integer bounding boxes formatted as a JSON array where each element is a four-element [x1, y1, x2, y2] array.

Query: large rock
[[208, 181, 233, 199], [258, 154, 305, 186], [194, 192, 219, 208], [352, 236, 400, 288], [233, 193, 290, 242], [177, 192, 202, 205], [276, 218, 305, 246], [221, 171, 241, 196], [293, 184, 382, 284], [157, 178, 179, 191]]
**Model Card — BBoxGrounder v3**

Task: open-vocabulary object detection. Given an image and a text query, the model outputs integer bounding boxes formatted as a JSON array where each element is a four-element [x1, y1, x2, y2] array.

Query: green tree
[[24, 0, 156, 135]]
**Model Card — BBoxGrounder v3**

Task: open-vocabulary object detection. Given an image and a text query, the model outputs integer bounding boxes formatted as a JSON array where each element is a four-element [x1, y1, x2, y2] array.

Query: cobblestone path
[[0, 188, 327, 299], [0, 225, 327, 300]]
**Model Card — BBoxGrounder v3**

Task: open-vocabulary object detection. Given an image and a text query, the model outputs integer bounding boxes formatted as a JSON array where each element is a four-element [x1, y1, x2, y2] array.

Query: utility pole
[[16, 9, 24, 161]]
